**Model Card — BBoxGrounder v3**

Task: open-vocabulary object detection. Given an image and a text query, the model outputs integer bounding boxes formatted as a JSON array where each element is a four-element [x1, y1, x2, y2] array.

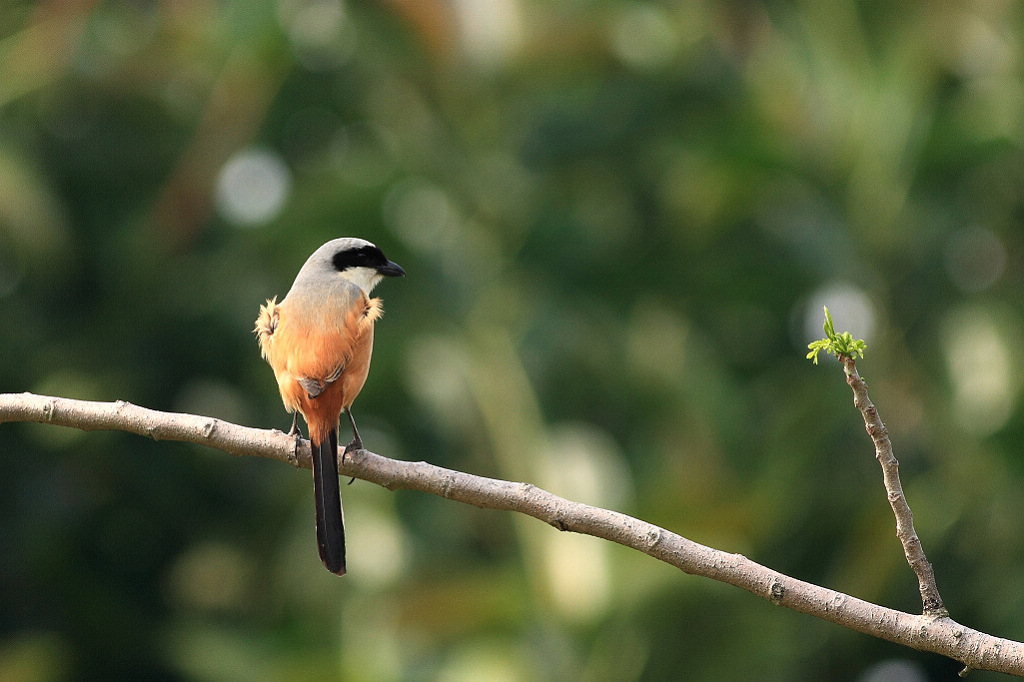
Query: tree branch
[[842, 356, 946, 617], [1, 392, 1022, 675]]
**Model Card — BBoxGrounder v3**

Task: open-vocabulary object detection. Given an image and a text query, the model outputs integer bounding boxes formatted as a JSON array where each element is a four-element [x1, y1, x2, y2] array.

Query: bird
[[254, 237, 405, 575]]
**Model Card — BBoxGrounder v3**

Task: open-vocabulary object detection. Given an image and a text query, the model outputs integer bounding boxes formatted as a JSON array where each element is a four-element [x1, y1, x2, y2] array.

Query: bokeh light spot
[[797, 283, 877, 348], [215, 148, 292, 227], [0, 632, 72, 682], [348, 505, 406, 589], [610, 4, 679, 70], [279, 0, 356, 71], [166, 542, 253, 612], [942, 305, 1017, 435], [383, 178, 458, 252], [857, 658, 927, 682], [453, 0, 522, 68]]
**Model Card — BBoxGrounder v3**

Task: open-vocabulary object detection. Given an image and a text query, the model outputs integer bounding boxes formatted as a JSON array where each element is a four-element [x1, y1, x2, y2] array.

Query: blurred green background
[[2, 1, 1024, 680]]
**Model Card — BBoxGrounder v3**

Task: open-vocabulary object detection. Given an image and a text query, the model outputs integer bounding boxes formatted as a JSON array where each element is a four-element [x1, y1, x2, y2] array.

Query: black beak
[[377, 260, 406, 278]]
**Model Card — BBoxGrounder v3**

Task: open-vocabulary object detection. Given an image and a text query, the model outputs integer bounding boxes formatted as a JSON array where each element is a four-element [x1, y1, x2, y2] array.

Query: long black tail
[[312, 427, 346, 575]]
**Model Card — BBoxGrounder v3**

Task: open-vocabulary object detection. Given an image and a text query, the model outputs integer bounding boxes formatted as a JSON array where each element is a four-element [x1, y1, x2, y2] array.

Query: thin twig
[[0, 392, 1020, 674], [841, 357, 947, 616]]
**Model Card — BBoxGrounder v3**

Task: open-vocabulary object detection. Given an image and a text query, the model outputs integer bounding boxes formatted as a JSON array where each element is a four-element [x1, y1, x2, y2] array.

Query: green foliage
[[1, 2, 1021, 680], [806, 307, 868, 364]]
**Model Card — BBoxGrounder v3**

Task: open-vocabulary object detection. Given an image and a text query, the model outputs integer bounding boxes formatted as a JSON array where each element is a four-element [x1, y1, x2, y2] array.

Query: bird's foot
[[342, 437, 362, 485], [342, 437, 363, 461]]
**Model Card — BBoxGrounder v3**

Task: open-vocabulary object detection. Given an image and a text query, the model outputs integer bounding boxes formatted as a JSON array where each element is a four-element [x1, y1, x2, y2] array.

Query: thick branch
[[841, 357, 946, 617], [1, 392, 1021, 675]]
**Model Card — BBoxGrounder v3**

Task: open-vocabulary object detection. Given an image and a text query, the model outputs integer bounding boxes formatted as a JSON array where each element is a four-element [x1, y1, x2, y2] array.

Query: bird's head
[[303, 237, 405, 295]]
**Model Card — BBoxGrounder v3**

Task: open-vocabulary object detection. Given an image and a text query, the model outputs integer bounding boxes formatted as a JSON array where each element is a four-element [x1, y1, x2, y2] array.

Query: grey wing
[[299, 364, 344, 399]]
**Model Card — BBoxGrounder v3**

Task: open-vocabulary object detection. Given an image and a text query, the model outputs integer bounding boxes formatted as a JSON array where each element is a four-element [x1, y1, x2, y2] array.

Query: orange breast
[[258, 294, 382, 443]]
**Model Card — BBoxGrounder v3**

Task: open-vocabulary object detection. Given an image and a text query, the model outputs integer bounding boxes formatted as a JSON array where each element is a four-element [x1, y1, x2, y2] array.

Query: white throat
[[342, 267, 383, 295]]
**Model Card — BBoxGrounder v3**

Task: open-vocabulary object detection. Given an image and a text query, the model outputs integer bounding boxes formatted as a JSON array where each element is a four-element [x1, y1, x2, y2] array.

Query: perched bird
[[255, 238, 405, 575]]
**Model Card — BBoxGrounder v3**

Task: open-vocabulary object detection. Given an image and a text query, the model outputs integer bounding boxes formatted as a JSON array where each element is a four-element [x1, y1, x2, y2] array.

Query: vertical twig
[[841, 357, 947, 616]]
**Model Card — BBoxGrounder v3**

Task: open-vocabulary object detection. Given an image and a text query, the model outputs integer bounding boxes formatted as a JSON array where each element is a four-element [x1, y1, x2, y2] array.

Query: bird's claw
[[342, 438, 362, 461], [287, 413, 301, 437]]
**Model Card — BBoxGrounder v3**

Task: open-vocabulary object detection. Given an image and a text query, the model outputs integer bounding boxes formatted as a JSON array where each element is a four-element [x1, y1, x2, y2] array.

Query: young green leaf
[[806, 306, 867, 364]]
